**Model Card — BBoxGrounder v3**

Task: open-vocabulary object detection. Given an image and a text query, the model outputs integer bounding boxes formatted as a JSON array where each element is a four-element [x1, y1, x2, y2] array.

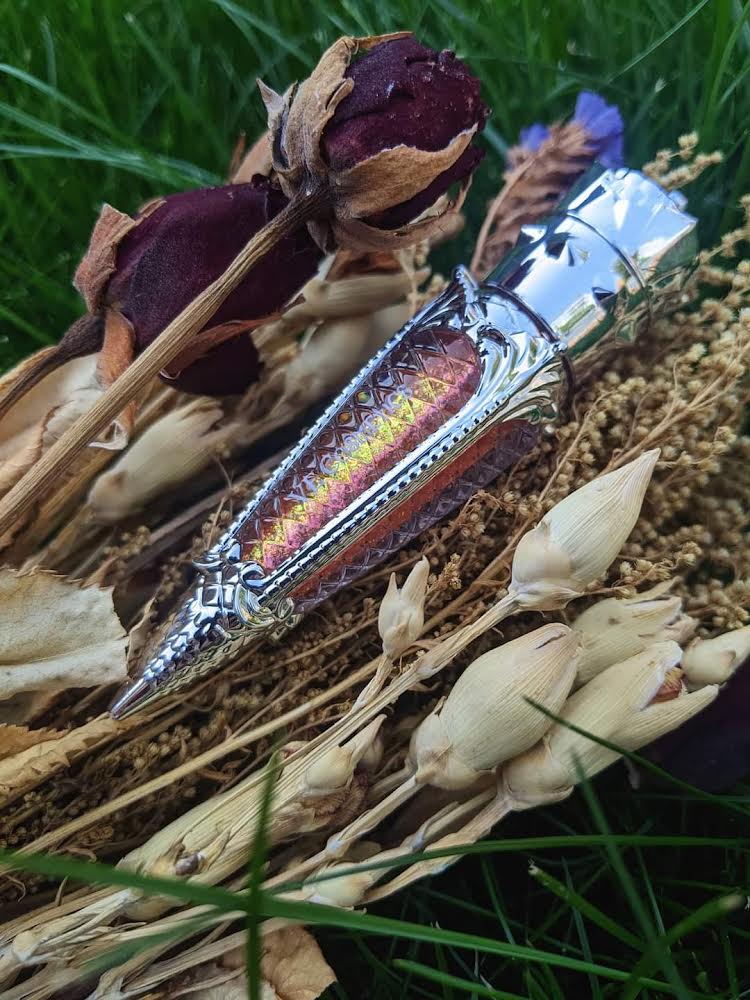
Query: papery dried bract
[[87, 397, 227, 523], [682, 626, 750, 687], [378, 557, 430, 659], [510, 450, 660, 609], [504, 641, 717, 807], [411, 623, 580, 789], [573, 581, 696, 685], [0, 569, 126, 701]]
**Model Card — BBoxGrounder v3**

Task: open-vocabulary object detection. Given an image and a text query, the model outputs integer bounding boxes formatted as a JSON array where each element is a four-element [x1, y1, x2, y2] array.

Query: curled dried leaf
[[0, 568, 127, 701], [0, 717, 120, 806]]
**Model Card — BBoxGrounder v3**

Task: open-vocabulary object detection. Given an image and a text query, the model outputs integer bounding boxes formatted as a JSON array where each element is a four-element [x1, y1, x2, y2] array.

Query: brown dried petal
[[332, 126, 476, 220], [73, 201, 162, 312]]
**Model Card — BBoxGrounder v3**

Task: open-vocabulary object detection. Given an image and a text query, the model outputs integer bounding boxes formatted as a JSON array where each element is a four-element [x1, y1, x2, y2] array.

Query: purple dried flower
[[107, 180, 321, 393], [323, 36, 488, 228], [517, 90, 624, 168]]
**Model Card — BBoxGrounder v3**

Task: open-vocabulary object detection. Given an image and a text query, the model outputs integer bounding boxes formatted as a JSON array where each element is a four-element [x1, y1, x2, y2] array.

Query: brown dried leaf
[[0, 724, 58, 759], [261, 926, 336, 999], [334, 126, 476, 219], [0, 717, 120, 806], [471, 121, 594, 277], [231, 130, 273, 182], [213, 927, 335, 1000], [0, 568, 127, 700]]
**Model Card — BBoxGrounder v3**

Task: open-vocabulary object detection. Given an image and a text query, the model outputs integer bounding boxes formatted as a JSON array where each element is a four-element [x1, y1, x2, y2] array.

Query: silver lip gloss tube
[[111, 165, 698, 718]]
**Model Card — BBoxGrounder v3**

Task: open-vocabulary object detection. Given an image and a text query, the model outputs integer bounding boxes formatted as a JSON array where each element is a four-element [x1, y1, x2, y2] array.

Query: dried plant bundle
[[0, 139, 748, 1000]]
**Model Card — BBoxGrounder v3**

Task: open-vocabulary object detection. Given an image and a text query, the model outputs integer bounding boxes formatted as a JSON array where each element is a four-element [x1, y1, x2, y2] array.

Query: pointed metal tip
[[109, 676, 154, 720]]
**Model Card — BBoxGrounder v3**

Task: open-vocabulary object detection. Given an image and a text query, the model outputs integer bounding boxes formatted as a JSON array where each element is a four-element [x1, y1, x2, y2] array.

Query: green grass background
[[1, 0, 750, 996]]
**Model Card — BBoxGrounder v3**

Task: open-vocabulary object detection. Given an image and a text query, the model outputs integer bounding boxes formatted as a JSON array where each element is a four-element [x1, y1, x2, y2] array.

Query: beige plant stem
[[0, 185, 330, 540]]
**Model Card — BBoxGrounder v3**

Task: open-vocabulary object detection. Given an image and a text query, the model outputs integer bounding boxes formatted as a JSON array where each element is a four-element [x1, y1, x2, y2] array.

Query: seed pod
[[682, 626, 750, 688], [410, 623, 580, 790], [378, 557, 430, 659], [510, 451, 660, 609], [504, 641, 717, 807], [572, 581, 696, 686]]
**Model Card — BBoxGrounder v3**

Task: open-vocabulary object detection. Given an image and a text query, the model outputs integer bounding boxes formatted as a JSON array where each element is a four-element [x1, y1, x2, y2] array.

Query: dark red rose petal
[[322, 37, 488, 172], [106, 178, 321, 392], [161, 331, 261, 396]]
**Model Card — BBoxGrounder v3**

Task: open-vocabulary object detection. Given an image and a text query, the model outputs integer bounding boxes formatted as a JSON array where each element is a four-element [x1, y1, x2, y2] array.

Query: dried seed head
[[504, 641, 717, 807], [410, 623, 580, 790], [378, 557, 430, 659], [510, 451, 660, 609], [572, 581, 697, 685], [87, 398, 226, 523], [682, 626, 750, 688], [302, 716, 385, 795]]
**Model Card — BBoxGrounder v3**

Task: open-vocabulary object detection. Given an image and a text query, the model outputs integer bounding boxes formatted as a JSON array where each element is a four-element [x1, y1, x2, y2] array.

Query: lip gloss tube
[[111, 165, 697, 718]]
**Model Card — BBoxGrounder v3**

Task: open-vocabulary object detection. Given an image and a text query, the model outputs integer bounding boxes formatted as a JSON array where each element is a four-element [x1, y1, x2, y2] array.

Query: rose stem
[[0, 183, 330, 539]]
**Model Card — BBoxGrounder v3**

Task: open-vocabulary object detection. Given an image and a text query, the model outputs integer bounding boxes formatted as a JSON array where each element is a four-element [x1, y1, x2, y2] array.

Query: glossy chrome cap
[[488, 164, 698, 361]]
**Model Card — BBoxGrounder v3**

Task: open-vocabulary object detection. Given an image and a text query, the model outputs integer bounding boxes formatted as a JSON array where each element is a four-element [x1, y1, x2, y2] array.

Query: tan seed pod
[[410, 623, 580, 789], [510, 450, 660, 609], [682, 626, 750, 687], [378, 557, 430, 659], [504, 641, 717, 807], [573, 581, 697, 685]]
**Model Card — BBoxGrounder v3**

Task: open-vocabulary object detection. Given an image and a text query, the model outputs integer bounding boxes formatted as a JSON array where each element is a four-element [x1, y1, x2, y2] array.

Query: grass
[[1, 0, 750, 996]]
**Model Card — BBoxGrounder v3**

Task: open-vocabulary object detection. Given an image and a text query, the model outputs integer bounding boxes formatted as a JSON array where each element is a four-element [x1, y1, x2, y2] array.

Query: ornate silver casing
[[110, 165, 697, 718]]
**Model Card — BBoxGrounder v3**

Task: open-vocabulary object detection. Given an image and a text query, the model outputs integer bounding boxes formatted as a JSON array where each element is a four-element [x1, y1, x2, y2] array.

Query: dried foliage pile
[[0, 135, 748, 999]]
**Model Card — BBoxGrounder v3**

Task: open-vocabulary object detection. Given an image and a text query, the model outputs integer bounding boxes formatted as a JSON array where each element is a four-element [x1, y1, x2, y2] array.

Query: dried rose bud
[[0, 178, 323, 414], [94, 178, 322, 394], [262, 33, 488, 251]]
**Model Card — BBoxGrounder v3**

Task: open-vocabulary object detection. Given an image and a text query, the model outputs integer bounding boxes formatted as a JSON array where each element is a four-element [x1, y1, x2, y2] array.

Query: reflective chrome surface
[[111, 165, 698, 718]]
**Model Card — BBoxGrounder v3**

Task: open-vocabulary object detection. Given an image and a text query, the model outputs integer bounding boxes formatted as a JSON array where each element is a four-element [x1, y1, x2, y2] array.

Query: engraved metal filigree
[[110, 166, 698, 718]]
